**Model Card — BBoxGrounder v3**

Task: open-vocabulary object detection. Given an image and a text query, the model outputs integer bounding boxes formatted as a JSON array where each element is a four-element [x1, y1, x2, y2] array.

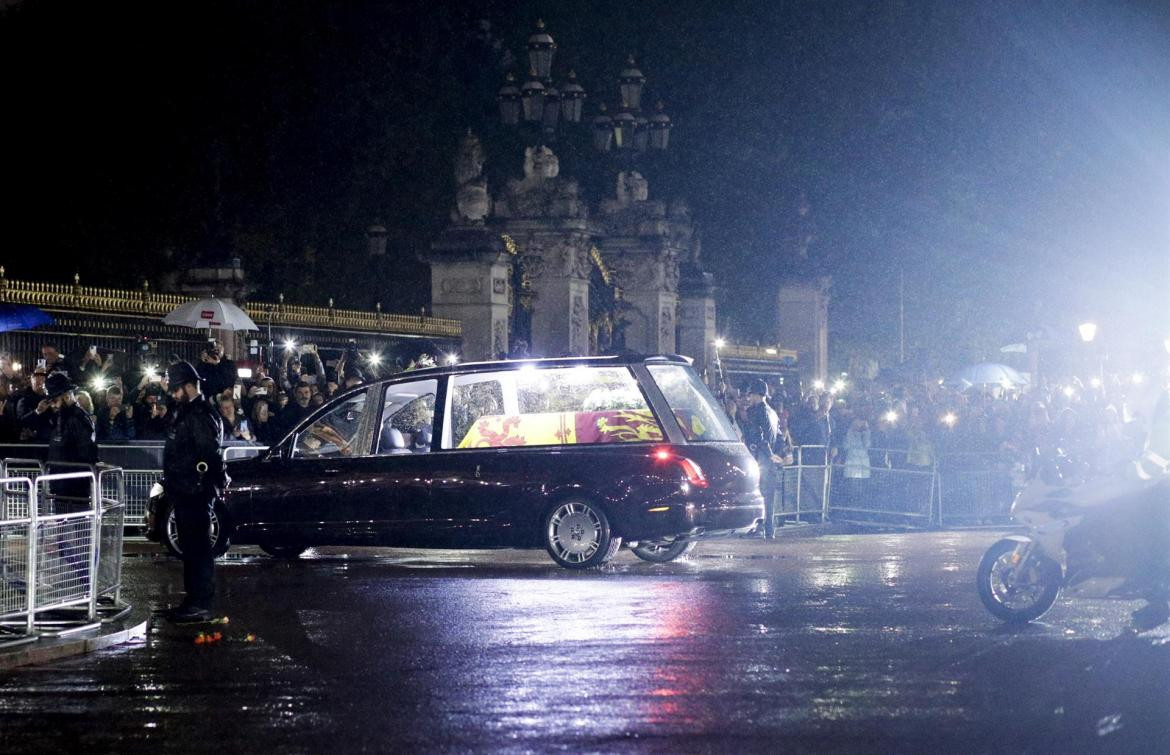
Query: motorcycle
[[977, 451, 1170, 624]]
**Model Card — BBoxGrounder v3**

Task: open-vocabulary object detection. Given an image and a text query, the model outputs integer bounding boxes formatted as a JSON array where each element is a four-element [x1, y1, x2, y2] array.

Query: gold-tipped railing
[[0, 268, 461, 338]]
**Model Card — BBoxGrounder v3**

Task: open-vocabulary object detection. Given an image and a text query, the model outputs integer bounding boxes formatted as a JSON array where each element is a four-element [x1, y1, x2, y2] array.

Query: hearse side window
[[442, 365, 663, 449], [645, 364, 739, 442], [293, 391, 372, 458], [375, 379, 437, 455]]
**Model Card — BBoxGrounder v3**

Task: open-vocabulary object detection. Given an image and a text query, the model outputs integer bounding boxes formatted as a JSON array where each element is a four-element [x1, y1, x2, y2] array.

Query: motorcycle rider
[[1125, 385, 1170, 629], [163, 361, 228, 624]]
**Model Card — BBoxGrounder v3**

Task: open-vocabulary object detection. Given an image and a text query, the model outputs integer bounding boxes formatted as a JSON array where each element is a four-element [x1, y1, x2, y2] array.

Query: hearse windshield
[[646, 363, 739, 442]]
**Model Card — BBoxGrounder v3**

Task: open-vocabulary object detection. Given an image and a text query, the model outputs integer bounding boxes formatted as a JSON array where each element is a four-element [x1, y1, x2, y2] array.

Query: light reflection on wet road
[[2, 531, 1168, 752]]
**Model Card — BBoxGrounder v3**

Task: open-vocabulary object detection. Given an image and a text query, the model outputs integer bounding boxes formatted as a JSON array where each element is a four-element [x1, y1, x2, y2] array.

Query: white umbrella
[[945, 362, 1029, 389], [163, 297, 258, 331]]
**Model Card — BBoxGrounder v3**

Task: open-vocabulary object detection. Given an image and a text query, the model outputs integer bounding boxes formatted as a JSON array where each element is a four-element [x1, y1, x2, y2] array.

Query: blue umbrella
[[0, 303, 54, 332]]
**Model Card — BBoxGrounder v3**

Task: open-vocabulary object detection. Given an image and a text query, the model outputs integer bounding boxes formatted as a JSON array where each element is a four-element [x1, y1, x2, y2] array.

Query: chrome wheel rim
[[989, 551, 1046, 611], [166, 507, 221, 556], [548, 502, 603, 564]]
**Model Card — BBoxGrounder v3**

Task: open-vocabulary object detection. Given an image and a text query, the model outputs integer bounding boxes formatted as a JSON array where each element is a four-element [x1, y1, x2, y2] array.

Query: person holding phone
[[199, 340, 238, 400]]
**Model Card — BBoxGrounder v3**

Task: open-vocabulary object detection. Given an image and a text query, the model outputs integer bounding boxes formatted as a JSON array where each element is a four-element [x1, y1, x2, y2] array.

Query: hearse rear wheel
[[260, 543, 307, 559], [543, 500, 622, 569]]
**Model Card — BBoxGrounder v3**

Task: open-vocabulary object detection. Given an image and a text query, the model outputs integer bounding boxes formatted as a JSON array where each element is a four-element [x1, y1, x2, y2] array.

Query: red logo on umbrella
[[200, 310, 214, 319]]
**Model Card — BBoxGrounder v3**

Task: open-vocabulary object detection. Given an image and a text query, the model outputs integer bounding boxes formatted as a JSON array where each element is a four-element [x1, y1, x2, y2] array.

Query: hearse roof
[[396, 353, 691, 380]]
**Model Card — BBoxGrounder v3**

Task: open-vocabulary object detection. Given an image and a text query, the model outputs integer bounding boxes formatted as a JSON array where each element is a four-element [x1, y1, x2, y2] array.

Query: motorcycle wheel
[[977, 538, 1062, 623]]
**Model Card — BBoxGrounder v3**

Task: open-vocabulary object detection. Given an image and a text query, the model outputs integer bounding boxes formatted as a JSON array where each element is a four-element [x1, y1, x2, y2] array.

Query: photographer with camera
[[278, 342, 325, 395]]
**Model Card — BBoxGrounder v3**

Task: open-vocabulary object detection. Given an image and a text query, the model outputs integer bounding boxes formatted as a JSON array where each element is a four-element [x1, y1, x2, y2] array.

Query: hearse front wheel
[[162, 499, 231, 559], [543, 500, 622, 569]]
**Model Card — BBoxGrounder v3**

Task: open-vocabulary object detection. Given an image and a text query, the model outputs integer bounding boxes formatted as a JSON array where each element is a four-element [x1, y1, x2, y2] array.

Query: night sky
[[2, 0, 1166, 371]]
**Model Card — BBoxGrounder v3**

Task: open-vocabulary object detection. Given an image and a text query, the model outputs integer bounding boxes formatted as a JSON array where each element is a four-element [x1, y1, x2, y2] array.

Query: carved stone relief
[[659, 305, 674, 349], [571, 294, 586, 351], [439, 277, 483, 295], [493, 319, 507, 356], [492, 277, 507, 295]]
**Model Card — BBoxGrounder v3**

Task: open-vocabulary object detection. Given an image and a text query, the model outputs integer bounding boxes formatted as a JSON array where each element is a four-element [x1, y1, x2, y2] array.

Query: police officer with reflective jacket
[[163, 361, 227, 623], [35, 372, 98, 510], [741, 378, 780, 539]]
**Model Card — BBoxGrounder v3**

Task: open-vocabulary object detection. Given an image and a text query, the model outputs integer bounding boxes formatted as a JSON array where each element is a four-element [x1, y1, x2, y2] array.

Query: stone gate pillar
[[678, 269, 716, 376], [423, 228, 512, 361], [606, 247, 678, 355], [776, 276, 831, 383], [510, 222, 592, 357]]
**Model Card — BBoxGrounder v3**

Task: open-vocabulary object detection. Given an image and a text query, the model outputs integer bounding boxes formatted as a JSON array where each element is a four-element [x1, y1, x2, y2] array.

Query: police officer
[[163, 361, 227, 623], [36, 372, 98, 509], [741, 378, 780, 540]]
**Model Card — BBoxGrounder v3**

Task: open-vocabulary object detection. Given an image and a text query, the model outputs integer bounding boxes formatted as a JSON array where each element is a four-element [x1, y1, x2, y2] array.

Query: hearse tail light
[[652, 447, 709, 489]]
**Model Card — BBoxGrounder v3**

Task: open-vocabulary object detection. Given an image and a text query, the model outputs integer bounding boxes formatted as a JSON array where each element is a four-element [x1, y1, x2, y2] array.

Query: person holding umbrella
[[162, 361, 228, 623]]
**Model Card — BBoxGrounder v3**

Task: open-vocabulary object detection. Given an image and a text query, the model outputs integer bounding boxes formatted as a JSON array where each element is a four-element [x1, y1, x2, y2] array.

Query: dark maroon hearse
[[149, 355, 764, 569]]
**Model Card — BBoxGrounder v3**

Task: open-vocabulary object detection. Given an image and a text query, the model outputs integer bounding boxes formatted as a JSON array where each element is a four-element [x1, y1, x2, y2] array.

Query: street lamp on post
[[1078, 322, 1103, 386], [1078, 322, 1097, 343]]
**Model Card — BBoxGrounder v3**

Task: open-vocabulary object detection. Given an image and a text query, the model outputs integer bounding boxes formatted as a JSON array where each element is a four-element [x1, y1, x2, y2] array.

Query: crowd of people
[[0, 340, 381, 449], [720, 371, 1166, 478]]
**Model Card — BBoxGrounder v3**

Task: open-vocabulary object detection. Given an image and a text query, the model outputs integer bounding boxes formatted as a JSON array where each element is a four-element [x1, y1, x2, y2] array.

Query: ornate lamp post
[[494, 20, 672, 154], [526, 19, 557, 79], [618, 56, 646, 110], [560, 71, 586, 122], [520, 72, 546, 122], [497, 73, 521, 125]]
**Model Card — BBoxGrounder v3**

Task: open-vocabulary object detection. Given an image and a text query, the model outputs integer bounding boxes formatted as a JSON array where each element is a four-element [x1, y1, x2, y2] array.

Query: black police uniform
[[46, 401, 99, 509], [164, 366, 227, 614], [742, 382, 780, 538]]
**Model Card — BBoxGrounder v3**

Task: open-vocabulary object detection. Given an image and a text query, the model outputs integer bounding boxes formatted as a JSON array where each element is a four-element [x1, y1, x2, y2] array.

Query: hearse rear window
[[646, 363, 739, 442], [443, 365, 664, 449]]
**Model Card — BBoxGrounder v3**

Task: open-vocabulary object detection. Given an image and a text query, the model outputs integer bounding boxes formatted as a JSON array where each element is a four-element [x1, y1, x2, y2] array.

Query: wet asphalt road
[[2, 529, 1169, 753]]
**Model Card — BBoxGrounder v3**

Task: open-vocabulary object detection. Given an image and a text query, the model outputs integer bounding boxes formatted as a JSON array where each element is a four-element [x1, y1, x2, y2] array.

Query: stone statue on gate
[[452, 131, 490, 224]]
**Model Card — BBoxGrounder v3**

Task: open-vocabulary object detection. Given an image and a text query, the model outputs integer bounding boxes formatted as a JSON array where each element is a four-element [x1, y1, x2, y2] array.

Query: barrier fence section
[[827, 448, 937, 526], [773, 445, 830, 525], [935, 451, 1020, 527], [0, 477, 35, 648], [0, 464, 130, 647]]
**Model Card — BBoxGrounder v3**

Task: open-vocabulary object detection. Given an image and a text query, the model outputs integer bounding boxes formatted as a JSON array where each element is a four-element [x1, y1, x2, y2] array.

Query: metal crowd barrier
[[934, 451, 1019, 527], [827, 448, 936, 526], [0, 464, 130, 648], [771, 445, 830, 526], [0, 444, 268, 534], [773, 443, 1020, 529]]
